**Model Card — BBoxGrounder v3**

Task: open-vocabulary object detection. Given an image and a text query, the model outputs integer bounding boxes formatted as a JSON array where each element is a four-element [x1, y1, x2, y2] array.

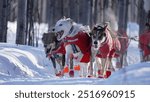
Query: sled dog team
[[42, 17, 150, 78]]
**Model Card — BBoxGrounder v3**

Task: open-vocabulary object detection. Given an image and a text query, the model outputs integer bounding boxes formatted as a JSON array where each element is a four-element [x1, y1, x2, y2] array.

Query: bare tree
[[79, 0, 92, 25], [0, 0, 9, 42], [47, 0, 54, 31], [9, 0, 18, 22], [26, 0, 35, 46], [70, 0, 79, 23], [138, 0, 146, 34], [117, 0, 129, 68], [16, 0, 27, 45], [138, 0, 148, 62]]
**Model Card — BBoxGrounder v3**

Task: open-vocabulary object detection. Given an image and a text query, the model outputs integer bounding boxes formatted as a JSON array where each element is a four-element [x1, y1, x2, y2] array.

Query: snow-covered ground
[[0, 22, 150, 85]]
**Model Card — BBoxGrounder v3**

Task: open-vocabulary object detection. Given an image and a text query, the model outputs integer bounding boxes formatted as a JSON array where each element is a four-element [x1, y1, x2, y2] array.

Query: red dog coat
[[139, 30, 150, 57], [96, 29, 121, 58], [65, 31, 91, 63], [52, 41, 66, 55]]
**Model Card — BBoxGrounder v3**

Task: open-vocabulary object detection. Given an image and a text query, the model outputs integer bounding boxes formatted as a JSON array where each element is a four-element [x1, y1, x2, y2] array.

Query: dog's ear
[[103, 24, 108, 30], [66, 18, 73, 24], [103, 22, 109, 30], [62, 16, 66, 19], [93, 26, 97, 30]]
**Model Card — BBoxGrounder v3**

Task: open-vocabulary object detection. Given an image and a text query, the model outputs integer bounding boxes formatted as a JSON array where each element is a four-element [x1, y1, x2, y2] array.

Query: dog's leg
[[99, 58, 105, 77], [65, 45, 73, 67], [100, 57, 110, 78], [62, 54, 65, 69], [63, 45, 75, 77], [148, 55, 150, 61], [88, 51, 94, 77], [69, 54, 74, 77], [79, 63, 88, 77], [96, 57, 102, 77], [108, 58, 115, 71], [89, 47, 99, 77], [50, 56, 57, 74], [79, 63, 84, 77], [53, 54, 66, 77]]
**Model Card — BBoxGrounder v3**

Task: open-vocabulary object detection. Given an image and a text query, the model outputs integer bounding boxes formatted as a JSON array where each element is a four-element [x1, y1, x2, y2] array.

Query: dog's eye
[[59, 24, 63, 26], [93, 35, 96, 38], [98, 33, 105, 40], [98, 36, 102, 40]]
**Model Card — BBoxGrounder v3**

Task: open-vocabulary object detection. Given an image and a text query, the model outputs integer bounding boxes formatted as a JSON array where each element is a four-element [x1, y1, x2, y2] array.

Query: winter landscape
[[0, 0, 150, 85], [0, 22, 149, 85]]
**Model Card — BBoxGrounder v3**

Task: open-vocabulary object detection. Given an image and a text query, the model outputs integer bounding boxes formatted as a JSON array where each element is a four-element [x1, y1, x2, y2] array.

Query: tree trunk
[[118, 0, 128, 31], [118, 0, 129, 67], [54, 0, 63, 23], [138, 0, 147, 61], [138, 0, 146, 34], [63, 0, 70, 18], [0, 0, 9, 42], [70, 0, 79, 23], [47, 0, 55, 31], [27, 0, 35, 46], [16, 0, 27, 45], [41, 0, 47, 23]]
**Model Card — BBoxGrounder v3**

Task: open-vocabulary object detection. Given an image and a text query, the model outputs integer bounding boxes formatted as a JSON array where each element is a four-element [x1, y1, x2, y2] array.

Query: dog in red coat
[[53, 17, 91, 77], [42, 32, 66, 76], [139, 30, 150, 61], [90, 23, 121, 78]]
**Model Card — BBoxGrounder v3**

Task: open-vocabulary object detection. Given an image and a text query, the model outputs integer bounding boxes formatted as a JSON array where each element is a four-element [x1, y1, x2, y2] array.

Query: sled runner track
[[0, 51, 34, 76]]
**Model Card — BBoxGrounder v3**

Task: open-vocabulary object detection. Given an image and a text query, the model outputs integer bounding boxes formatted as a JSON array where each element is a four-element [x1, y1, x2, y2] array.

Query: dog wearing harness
[[90, 23, 121, 78], [42, 32, 65, 76], [53, 17, 91, 77]]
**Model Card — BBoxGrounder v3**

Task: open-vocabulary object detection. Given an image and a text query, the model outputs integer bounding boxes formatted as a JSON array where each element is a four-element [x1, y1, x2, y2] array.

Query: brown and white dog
[[42, 32, 65, 76], [90, 23, 121, 78]]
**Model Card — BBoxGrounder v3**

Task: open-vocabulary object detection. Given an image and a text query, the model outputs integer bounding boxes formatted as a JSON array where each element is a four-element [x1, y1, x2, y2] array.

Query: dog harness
[[52, 41, 66, 55], [96, 29, 120, 58]]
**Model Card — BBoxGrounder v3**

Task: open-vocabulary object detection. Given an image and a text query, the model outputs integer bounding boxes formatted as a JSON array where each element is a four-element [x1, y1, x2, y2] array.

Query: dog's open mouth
[[56, 30, 64, 40]]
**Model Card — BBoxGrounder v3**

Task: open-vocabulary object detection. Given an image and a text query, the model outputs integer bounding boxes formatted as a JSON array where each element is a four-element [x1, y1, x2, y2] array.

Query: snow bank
[[101, 62, 150, 85], [0, 43, 54, 82]]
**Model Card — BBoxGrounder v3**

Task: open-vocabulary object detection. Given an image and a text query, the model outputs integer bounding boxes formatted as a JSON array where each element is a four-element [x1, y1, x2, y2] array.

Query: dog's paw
[[69, 70, 74, 77]]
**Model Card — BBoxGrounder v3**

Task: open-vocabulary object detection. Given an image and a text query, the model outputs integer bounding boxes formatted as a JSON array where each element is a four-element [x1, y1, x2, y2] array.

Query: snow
[[127, 22, 141, 64], [0, 22, 150, 85]]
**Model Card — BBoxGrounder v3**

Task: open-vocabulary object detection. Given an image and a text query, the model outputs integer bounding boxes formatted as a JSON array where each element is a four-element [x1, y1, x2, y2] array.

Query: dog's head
[[90, 24, 108, 49], [42, 32, 58, 56], [53, 17, 73, 41]]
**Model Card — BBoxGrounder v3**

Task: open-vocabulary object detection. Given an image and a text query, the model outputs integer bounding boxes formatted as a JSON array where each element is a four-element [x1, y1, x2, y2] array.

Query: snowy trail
[[0, 77, 104, 85], [1, 61, 150, 85], [0, 42, 150, 85]]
